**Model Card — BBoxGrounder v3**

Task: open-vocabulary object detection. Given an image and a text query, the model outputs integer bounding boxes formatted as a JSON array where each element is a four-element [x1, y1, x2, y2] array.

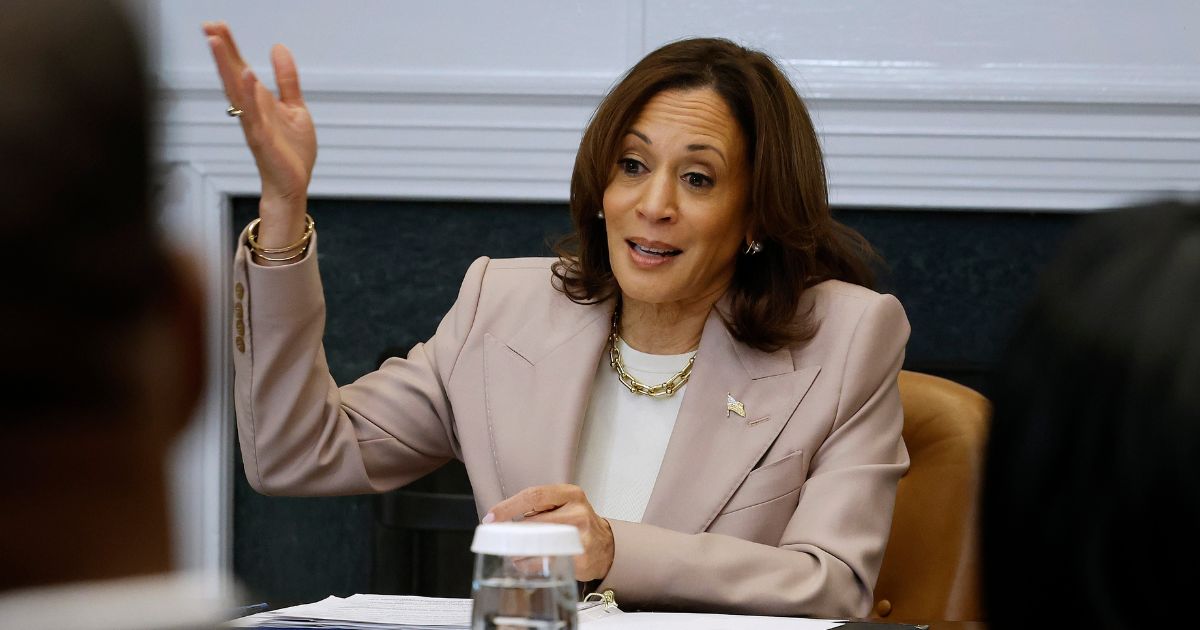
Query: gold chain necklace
[[608, 309, 695, 398]]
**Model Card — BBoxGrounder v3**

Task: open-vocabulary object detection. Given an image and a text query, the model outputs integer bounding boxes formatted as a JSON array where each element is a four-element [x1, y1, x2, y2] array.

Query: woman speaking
[[206, 23, 909, 618]]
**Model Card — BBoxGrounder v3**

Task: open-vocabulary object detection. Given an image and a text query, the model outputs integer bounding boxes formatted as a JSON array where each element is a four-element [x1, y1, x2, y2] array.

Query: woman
[[207, 24, 909, 617], [983, 201, 1200, 629]]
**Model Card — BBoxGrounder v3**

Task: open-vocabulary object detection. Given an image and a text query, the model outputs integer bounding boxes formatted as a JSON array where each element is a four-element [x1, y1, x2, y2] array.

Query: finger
[[250, 67, 280, 123], [213, 22, 248, 68], [202, 22, 248, 77], [205, 36, 237, 99], [523, 509, 585, 531], [207, 37, 253, 111], [200, 21, 222, 38], [485, 485, 576, 523], [271, 44, 304, 105], [238, 67, 271, 129]]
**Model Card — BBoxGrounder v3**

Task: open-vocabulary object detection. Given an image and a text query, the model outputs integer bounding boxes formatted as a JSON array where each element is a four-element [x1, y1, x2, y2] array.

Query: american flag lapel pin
[[726, 393, 746, 418]]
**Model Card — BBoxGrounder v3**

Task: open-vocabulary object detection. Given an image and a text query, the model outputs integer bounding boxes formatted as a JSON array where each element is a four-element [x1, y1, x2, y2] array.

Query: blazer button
[[234, 302, 244, 319], [235, 283, 245, 300], [235, 336, 245, 353], [874, 599, 892, 617], [235, 319, 245, 336]]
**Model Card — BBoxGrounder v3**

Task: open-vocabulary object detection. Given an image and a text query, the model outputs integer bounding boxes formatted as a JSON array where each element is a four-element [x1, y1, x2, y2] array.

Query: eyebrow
[[626, 129, 727, 165], [628, 129, 652, 145], [687, 143, 726, 165]]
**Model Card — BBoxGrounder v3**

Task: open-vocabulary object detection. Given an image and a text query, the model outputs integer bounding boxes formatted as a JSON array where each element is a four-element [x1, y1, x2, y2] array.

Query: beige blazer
[[232, 234, 910, 618]]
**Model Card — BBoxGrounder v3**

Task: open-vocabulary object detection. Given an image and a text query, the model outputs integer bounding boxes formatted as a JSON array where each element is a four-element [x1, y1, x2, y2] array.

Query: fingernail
[[482, 512, 495, 524]]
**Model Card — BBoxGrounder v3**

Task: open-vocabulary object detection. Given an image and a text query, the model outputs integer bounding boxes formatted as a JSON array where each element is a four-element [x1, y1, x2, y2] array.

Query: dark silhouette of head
[[984, 200, 1200, 628], [0, 0, 204, 590]]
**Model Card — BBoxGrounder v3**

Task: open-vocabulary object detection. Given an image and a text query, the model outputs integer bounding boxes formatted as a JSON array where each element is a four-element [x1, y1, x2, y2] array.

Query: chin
[[611, 267, 680, 305]]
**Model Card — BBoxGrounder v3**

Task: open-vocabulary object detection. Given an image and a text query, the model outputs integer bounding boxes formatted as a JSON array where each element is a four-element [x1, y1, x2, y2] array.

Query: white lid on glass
[[471, 522, 583, 556]]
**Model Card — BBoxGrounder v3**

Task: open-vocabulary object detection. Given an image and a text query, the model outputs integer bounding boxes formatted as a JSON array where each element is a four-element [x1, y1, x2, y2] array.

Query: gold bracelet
[[252, 245, 309, 263], [247, 214, 315, 254]]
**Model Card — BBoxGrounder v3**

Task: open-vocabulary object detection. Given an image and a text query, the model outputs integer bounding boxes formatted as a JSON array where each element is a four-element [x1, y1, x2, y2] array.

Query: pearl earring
[[597, 210, 605, 220], [744, 240, 763, 255]]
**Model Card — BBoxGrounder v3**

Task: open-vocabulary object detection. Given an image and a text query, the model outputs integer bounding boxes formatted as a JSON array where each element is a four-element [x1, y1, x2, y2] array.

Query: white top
[[575, 338, 694, 523]]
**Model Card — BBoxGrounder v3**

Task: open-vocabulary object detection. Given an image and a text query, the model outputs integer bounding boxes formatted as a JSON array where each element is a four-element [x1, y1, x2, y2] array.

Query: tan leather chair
[[871, 371, 991, 622]]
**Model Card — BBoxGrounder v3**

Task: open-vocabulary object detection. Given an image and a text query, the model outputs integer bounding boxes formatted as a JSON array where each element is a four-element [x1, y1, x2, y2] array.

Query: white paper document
[[228, 594, 472, 629], [228, 593, 842, 629]]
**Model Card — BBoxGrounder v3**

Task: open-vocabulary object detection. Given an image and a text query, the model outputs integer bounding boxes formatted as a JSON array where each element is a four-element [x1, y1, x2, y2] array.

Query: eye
[[618, 158, 646, 176], [683, 172, 713, 188]]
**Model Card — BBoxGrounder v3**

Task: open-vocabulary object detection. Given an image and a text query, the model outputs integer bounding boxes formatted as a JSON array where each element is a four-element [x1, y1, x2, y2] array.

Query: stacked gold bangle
[[247, 214, 315, 262]]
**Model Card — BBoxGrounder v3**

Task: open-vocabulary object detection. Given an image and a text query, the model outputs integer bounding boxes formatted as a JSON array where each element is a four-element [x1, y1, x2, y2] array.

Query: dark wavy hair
[[983, 200, 1200, 628], [552, 37, 875, 352]]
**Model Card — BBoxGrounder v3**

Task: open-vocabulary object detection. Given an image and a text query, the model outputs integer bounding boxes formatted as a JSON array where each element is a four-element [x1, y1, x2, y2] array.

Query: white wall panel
[[647, 1, 1200, 210], [155, 0, 1200, 211], [160, 1, 635, 72], [645, 1, 1200, 69]]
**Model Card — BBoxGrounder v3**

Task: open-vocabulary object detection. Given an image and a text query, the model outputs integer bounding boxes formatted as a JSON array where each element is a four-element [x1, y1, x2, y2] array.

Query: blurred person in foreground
[[208, 21, 909, 616], [0, 2, 229, 628], [983, 200, 1200, 628]]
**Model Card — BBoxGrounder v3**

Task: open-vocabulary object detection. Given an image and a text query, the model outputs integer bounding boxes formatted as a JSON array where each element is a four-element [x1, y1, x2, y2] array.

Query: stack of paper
[[228, 593, 845, 629], [228, 594, 471, 629]]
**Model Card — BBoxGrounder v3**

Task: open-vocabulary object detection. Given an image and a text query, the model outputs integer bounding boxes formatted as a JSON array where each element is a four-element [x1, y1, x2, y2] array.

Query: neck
[[619, 285, 725, 354]]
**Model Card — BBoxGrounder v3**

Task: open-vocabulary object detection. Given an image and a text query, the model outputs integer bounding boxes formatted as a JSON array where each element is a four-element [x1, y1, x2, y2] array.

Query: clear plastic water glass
[[470, 522, 582, 630]]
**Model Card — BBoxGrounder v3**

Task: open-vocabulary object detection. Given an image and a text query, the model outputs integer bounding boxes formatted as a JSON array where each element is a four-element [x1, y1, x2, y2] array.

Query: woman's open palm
[[203, 22, 316, 217]]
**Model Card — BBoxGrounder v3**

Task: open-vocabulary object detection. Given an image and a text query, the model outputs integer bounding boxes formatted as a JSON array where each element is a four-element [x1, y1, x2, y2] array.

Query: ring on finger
[[226, 105, 244, 118]]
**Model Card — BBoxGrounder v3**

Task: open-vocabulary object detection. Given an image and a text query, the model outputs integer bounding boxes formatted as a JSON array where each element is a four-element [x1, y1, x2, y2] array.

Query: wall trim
[[162, 162, 234, 595], [163, 62, 1200, 104], [159, 64, 1200, 210]]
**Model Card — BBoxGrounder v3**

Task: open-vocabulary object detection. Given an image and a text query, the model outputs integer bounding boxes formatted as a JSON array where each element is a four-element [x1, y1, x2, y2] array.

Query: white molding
[[784, 62, 1200, 105], [161, 60, 1200, 104], [158, 64, 1200, 211], [162, 68, 618, 98], [162, 162, 234, 595]]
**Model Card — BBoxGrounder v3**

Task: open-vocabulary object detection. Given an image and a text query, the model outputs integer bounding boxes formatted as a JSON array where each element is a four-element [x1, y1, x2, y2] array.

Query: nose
[[636, 171, 677, 223]]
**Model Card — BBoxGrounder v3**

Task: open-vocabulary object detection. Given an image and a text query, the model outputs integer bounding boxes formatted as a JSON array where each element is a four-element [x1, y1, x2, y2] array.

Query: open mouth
[[627, 240, 682, 258]]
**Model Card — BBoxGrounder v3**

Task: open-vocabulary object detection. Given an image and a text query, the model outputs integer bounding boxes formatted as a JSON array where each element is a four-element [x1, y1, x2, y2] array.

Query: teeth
[[633, 243, 679, 256]]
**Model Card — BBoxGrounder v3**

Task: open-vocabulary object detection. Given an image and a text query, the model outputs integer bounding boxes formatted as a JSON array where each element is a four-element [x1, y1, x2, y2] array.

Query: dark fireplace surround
[[231, 197, 1079, 606]]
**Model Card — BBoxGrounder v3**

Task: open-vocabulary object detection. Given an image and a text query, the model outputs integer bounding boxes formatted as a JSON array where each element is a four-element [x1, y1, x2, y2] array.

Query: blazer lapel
[[482, 296, 612, 498], [640, 309, 821, 533]]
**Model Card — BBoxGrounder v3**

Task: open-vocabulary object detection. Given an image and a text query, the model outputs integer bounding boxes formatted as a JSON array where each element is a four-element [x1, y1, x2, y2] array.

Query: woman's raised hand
[[203, 22, 316, 249]]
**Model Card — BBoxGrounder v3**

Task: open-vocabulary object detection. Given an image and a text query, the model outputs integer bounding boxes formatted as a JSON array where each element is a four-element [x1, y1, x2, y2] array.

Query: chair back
[[871, 371, 990, 622]]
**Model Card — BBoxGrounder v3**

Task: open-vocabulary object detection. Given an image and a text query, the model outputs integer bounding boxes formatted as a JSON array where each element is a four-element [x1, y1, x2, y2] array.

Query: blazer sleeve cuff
[[594, 519, 656, 607], [235, 222, 323, 322]]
